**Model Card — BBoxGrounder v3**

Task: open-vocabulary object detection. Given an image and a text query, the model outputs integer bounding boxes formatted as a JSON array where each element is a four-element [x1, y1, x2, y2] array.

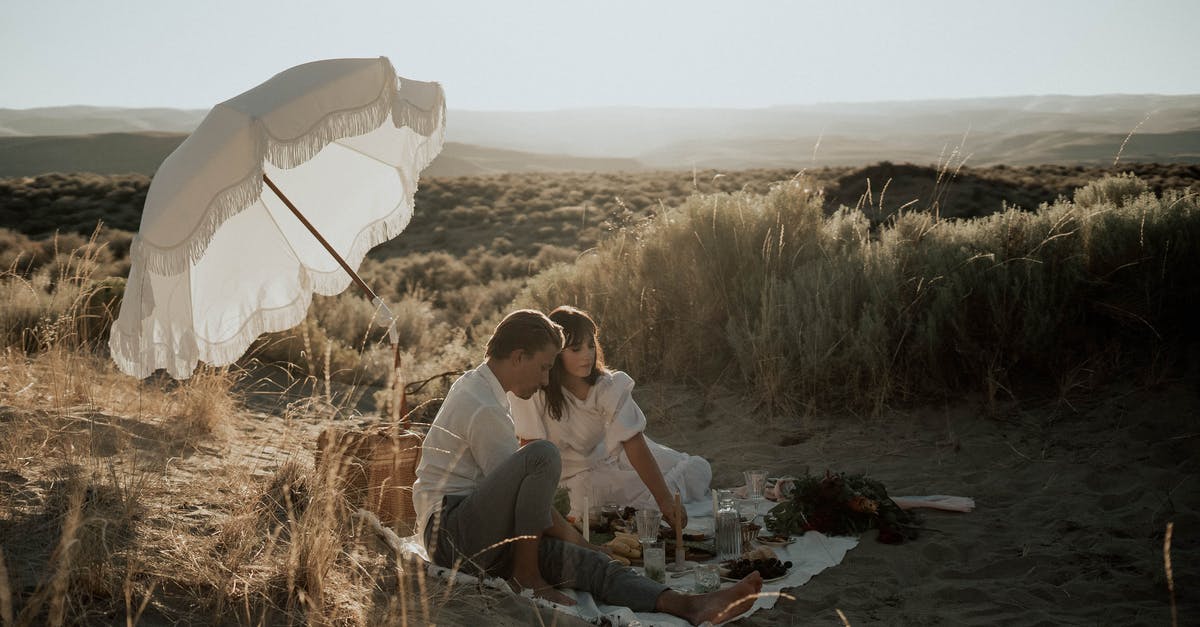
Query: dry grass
[[1, 169, 1197, 623], [0, 236, 510, 623], [0, 343, 505, 625], [521, 173, 1200, 415]]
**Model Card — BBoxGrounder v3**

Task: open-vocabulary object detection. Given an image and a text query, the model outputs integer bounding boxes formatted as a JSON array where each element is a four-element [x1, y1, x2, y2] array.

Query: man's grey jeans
[[424, 440, 668, 610]]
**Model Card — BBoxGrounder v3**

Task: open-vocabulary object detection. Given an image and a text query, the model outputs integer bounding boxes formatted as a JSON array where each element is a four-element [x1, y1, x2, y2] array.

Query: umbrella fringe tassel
[[130, 59, 445, 279], [110, 58, 447, 380], [263, 83, 394, 170]]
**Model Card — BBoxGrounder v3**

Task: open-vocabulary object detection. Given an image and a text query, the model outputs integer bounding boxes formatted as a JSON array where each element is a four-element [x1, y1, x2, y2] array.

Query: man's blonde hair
[[486, 309, 564, 359]]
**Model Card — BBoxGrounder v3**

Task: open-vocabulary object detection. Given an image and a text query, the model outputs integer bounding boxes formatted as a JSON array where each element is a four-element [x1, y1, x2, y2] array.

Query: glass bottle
[[715, 491, 742, 561]]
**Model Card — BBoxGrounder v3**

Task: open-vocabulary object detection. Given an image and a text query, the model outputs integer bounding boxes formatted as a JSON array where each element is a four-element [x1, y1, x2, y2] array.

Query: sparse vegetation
[[521, 173, 1200, 413], [1, 164, 1197, 403], [1, 165, 1198, 623]]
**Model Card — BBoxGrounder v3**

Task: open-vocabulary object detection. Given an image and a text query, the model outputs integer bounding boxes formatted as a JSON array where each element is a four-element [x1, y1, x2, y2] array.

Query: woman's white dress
[[510, 371, 712, 517]]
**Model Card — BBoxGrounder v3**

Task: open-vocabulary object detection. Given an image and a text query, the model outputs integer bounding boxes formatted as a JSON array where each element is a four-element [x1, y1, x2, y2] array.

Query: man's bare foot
[[688, 572, 763, 625], [508, 577, 578, 606]]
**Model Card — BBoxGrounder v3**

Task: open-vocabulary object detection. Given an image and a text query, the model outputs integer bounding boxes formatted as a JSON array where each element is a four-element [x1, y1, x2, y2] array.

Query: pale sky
[[2, 0, 1198, 111]]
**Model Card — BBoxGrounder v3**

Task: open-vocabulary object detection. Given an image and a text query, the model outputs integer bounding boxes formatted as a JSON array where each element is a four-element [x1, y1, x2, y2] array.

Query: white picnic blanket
[[891, 495, 975, 512], [380, 498, 858, 626]]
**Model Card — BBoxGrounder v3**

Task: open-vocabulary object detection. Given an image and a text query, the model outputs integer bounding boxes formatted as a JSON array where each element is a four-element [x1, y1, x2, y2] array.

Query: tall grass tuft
[[168, 366, 241, 440], [0, 226, 124, 354], [522, 174, 1200, 414]]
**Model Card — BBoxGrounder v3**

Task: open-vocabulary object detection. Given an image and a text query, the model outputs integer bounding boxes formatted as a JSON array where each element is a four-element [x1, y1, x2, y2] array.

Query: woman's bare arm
[[622, 432, 687, 530]]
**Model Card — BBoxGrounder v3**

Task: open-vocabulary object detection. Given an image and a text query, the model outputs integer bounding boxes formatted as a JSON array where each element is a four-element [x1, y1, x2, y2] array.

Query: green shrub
[[1073, 173, 1149, 209], [520, 175, 1200, 413], [0, 228, 123, 352], [3, 168, 1196, 411]]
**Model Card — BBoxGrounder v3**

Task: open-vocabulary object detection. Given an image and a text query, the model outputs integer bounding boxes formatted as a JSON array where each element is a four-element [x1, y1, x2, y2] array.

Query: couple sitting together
[[413, 306, 762, 624]]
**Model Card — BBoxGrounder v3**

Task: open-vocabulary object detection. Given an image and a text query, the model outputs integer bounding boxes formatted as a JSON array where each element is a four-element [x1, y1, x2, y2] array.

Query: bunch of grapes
[[724, 557, 791, 579]]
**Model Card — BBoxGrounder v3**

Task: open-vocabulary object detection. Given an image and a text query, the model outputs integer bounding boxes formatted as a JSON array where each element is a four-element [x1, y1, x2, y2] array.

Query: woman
[[511, 306, 711, 530]]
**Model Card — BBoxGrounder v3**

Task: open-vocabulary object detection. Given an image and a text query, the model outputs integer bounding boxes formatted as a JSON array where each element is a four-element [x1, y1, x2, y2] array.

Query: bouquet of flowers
[[764, 470, 921, 544]]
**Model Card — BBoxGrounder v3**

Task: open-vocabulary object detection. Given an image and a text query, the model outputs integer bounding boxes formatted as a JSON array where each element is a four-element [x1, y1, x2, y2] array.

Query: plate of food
[[719, 557, 793, 583], [666, 538, 717, 562], [755, 532, 794, 547]]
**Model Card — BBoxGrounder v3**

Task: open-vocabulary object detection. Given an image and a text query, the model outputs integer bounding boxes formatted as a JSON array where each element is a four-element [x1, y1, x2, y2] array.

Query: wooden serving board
[[590, 533, 716, 565], [669, 540, 717, 563]]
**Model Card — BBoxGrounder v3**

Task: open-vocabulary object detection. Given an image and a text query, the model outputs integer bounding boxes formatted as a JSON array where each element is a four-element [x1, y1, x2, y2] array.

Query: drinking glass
[[635, 508, 663, 545], [693, 563, 720, 593], [744, 469, 768, 526], [642, 540, 666, 583], [744, 469, 767, 501], [736, 499, 757, 524]]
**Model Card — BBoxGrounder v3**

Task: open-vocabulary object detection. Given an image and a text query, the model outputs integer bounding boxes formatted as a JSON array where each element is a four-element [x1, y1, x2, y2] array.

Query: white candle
[[582, 495, 590, 542]]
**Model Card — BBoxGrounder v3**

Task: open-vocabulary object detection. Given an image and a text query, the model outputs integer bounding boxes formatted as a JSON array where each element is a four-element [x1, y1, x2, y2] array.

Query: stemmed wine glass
[[743, 469, 768, 528]]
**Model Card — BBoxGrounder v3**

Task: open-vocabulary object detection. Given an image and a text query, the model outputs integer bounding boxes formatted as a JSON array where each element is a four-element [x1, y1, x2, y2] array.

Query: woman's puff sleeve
[[598, 371, 647, 454]]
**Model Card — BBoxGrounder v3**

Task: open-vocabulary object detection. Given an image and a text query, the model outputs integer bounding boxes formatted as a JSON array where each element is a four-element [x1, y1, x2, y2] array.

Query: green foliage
[[554, 486, 572, 518], [2, 167, 1198, 413], [764, 471, 920, 543], [521, 174, 1200, 413], [0, 173, 147, 236], [1072, 172, 1150, 208]]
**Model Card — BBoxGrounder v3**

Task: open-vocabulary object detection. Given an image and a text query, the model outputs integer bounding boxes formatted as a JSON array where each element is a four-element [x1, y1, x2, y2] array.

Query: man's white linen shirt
[[412, 362, 519, 550]]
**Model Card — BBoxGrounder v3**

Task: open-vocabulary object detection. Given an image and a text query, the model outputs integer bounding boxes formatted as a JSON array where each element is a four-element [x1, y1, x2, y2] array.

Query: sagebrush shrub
[[521, 174, 1200, 413]]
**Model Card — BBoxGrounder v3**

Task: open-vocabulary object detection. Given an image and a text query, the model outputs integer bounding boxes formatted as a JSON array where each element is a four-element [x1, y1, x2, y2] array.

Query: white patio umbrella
[[109, 57, 445, 408]]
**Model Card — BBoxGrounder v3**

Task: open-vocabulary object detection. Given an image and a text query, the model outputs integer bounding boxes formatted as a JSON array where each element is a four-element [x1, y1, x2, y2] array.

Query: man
[[413, 309, 762, 624]]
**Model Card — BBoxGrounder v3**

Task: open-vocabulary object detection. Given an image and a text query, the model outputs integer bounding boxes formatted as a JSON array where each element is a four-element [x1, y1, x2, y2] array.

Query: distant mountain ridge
[[0, 136, 644, 178], [0, 106, 207, 137], [448, 94, 1200, 159], [1, 94, 1198, 175]]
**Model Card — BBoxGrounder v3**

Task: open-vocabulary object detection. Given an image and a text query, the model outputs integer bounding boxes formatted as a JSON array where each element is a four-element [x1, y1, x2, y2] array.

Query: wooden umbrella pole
[[263, 174, 406, 425], [263, 175, 377, 300], [393, 341, 407, 424]]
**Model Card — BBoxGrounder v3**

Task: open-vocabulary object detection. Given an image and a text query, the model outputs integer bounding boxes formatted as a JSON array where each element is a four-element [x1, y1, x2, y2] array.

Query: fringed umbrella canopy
[[110, 57, 445, 379]]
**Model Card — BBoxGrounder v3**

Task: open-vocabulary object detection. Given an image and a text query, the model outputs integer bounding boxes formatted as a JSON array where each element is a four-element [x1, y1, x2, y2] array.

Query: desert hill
[[0, 135, 644, 179], [0, 132, 187, 178], [0, 105, 205, 136], [2, 94, 1198, 176]]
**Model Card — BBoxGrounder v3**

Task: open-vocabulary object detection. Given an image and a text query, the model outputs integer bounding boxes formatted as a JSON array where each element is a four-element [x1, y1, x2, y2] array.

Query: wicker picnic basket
[[314, 377, 450, 534], [315, 397, 445, 535]]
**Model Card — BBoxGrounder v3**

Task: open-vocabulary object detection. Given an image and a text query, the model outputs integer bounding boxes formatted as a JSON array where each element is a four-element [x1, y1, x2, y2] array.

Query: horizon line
[[3, 92, 1199, 114]]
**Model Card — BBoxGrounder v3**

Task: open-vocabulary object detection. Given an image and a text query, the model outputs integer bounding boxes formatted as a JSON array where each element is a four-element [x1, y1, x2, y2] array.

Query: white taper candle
[[582, 495, 590, 542]]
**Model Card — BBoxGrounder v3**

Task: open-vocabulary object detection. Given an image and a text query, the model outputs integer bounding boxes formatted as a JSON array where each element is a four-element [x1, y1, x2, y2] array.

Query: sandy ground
[[2, 371, 1196, 626], [664, 378, 1200, 626]]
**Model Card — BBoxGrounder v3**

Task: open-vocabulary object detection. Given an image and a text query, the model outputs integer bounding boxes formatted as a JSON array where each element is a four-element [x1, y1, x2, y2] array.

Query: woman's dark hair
[[544, 306, 608, 421]]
